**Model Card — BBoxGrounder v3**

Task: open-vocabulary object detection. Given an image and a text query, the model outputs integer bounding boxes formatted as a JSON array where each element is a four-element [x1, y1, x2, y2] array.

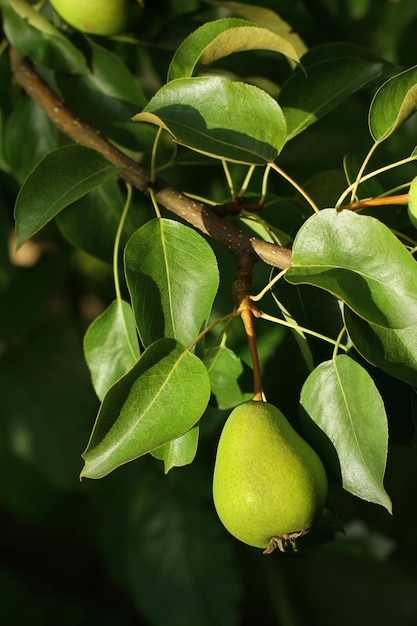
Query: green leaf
[[167, 17, 299, 81], [0, 321, 96, 487], [345, 308, 417, 387], [3, 96, 58, 183], [124, 218, 219, 348], [0, 0, 88, 73], [54, 36, 151, 151], [279, 44, 384, 139], [14, 145, 121, 249], [300, 355, 391, 512], [369, 65, 417, 141], [217, 2, 307, 57], [204, 345, 253, 409], [56, 179, 136, 263], [83, 300, 140, 401], [81, 338, 211, 479], [98, 466, 241, 626], [286, 209, 417, 329], [151, 426, 199, 473], [133, 76, 287, 164], [407, 175, 417, 228]]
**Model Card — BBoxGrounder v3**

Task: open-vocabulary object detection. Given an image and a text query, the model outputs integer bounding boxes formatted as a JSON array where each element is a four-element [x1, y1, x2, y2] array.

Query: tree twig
[[9, 48, 292, 270]]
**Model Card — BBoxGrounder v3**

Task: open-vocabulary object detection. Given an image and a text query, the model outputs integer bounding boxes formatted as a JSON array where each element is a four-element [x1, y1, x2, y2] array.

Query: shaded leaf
[[300, 355, 391, 511], [279, 44, 384, 139], [168, 17, 299, 81], [204, 345, 253, 409], [2, 96, 58, 182], [84, 300, 140, 401], [1, 0, 87, 73], [98, 465, 241, 626], [151, 426, 199, 473], [14, 145, 121, 249], [369, 65, 417, 141], [286, 209, 417, 329], [56, 179, 136, 263], [81, 339, 211, 479], [133, 76, 287, 164], [124, 218, 219, 348], [345, 308, 417, 387]]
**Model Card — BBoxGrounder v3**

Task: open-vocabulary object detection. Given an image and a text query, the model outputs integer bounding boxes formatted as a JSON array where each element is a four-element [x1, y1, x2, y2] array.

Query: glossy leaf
[[204, 345, 253, 409], [0, 0, 87, 73], [83, 300, 140, 401], [167, 18, 299, 81], [14, 145, 121, 249], [369, 65, 417, 141], [124, 218, 219, 348], [218, 2, 307, 57], [300, 355, 392, 511], [345, 308, 417, 387], [133, 76, 287, 164], [279, 44, 384, 139], [81, 339, 211, 479], [151, 427, 199, 473], [286, 209, 417, 329]]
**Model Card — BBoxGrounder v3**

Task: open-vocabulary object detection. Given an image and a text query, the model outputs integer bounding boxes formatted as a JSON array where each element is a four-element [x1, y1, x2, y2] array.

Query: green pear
[[212, 400, 327, 553], [408, 176, 417, 229], [49, 0, 142, 36]]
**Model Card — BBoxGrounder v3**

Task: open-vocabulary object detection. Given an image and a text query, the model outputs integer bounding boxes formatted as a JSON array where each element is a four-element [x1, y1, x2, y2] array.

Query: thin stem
[[186, 310, 241, 352], [150, 126, 163, 185], [336, 154, 417, 208], [222, 160, 235, 200], [258, 310, 349, 350], [332, 324, 348, 360], [238, 164, 256, 197], [113, 183, 132, 303], [270, 162, 319, 213], [251, 268, 288, 301], [149, 186, 162, 218], [259, 163, 272, 205], [113, 184, 137, 361], [349, 140, 380, 203]]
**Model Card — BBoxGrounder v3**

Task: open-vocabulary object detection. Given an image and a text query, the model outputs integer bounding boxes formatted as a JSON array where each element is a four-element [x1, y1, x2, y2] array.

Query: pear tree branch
[[9, 48, 292, 271]]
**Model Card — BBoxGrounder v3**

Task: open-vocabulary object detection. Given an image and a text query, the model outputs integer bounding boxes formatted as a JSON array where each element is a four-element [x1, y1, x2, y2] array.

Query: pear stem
[[233, 253, 263, 401]]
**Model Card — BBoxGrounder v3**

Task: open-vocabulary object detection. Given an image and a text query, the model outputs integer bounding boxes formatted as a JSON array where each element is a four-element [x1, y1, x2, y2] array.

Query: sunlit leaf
[[84, 300, 140, 401], [217, 2, 307, 57], [81, 339, 211, 479], [168, 18, 299, 81], [286, 209, 417, 328], [124, 218, 219, 348], [133, 76, 287, 164], [369, 65, 417, 141], [14, 145, 121, 249], [300, 355, 392, 512], [345, 308, 417, 387]]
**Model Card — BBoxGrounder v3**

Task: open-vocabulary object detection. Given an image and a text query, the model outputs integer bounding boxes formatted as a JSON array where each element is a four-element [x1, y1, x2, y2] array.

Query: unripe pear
[[49, 0, 142, 36], [213, 400, 327, 553]]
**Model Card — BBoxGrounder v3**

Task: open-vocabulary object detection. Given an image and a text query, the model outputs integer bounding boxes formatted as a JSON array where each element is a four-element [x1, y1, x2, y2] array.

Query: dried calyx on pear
[[212, 400, 328, 553]]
